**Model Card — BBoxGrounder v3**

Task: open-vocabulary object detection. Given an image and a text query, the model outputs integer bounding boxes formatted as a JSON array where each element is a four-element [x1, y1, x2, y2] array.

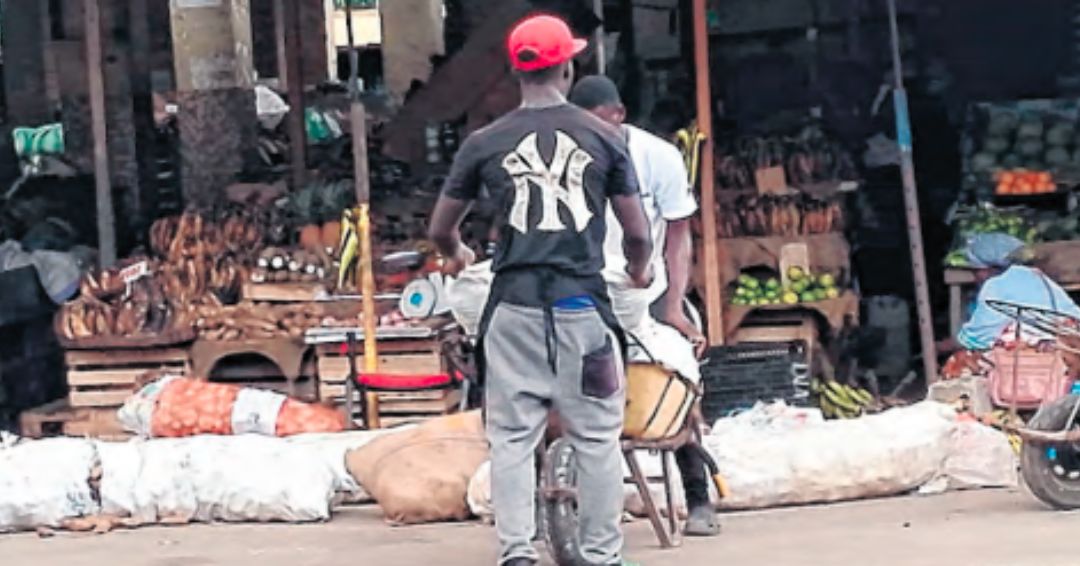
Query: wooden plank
[[85, 0, 117, 267], [317, 353, 442, 382], [69, 389, 133, 408], [242, 282, 330, 303], [694, 0, 723, 346], [67, 368, 148, 387], [315, 380, 451, 397], [66, 347, 191, 367], [315, 339, 440, 356]]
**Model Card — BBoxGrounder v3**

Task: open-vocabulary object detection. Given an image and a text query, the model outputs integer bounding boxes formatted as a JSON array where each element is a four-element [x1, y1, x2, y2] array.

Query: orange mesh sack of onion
[[117, 374, 346, 438]]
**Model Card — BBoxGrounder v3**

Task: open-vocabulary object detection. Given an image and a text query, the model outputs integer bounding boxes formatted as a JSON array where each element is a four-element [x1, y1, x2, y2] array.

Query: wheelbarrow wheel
[[541, 437, 587, 566], [1022, 394, 1080, 509]]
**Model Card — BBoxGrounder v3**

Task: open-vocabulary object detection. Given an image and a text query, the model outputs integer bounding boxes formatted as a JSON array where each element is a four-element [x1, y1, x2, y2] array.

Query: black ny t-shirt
[[442, 104, 639, 280]]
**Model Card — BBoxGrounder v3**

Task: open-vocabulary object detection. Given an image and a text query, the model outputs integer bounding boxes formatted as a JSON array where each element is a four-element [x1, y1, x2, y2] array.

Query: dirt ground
[[4, 489, 1078, 566]]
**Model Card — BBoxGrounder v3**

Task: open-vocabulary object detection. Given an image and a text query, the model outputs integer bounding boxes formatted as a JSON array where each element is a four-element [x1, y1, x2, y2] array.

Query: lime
[[787, 266, 805, 281], [814, 289, 828, 301], [745, 278, 760, 289], [819, 273, 836, 288], [765, 277, 780, 290], [799, 292, 816, 303], [782, 291, 799, 305], [825, 287, 840, 299]]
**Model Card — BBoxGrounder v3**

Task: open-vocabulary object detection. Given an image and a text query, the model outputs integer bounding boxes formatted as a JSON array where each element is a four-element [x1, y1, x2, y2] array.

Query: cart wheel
[[542, 437, 586, 566], [1022, 395, 1080, 509]]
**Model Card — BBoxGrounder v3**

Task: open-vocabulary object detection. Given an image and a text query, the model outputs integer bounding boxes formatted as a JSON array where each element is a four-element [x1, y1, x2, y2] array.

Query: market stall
[[946, 98, 1080, 333]]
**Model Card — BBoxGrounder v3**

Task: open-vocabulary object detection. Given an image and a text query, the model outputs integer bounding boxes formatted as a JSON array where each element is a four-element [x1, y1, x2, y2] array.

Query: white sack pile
[[0, 429, 404, 533]]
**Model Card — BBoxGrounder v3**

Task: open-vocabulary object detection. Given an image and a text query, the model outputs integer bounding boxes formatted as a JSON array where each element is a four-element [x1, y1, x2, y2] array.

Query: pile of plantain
[[714, 127, 859, 191], [55, 208, 266, 343], [54, 258, 186, 342], [718, 193, 844, 238], [812, 378, 880, 419]]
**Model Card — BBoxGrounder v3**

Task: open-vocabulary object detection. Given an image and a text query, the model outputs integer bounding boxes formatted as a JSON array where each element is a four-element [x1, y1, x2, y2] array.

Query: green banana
[[847, 386, 874, 407], [824, 381, 862, 414]]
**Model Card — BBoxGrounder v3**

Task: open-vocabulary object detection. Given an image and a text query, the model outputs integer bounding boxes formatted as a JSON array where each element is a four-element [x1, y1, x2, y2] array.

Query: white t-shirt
[[603, 124, 698, 302]]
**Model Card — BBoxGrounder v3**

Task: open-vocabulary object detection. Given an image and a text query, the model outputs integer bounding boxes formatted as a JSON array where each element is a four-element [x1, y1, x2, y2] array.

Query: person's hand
[[626, 264, 654, 289], [664, 309, 707, 358], [441, 245, 475, 277]]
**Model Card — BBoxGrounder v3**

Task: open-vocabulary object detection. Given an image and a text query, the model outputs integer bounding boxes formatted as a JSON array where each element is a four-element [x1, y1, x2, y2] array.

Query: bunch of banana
[[675, 124, 707, 187], [812, 379, 876, 419]]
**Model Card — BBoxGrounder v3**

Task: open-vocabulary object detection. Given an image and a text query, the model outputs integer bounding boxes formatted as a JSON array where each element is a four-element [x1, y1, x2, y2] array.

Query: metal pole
[[887, 0, 938, 381], [346, 0, 380, 428], [692, 0, 723, 345], [594, 0, 606, 74], [85, 0, 116, 268]]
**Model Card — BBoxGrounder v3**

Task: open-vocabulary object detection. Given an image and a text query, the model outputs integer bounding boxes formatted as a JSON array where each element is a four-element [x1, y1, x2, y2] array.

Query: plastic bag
[[96, 435, 337, 525], [255, 85, 289, 130], [940, 420, 1018, 490], [704, 402, 956, 510], [0, 438, 100, 532], [445, 261, 493, 336]]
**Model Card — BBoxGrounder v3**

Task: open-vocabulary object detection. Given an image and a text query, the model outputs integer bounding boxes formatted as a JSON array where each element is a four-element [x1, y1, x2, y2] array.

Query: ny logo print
[[501, 131, 594, 234]]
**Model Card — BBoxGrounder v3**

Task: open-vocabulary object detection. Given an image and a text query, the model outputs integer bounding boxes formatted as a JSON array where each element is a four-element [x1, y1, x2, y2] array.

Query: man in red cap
[[429, 13, 653, 566]]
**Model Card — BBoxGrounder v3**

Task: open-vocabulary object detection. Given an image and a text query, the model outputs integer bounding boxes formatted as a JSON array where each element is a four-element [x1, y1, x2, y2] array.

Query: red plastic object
[[356, 373, 458, 390]]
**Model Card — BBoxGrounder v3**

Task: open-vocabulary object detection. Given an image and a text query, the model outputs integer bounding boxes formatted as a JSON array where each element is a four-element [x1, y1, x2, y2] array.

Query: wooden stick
[[283, 0, 307, 188], [692, 0, 722, 345], [346, 0, 379, 425], [85, 0, 116, 268]]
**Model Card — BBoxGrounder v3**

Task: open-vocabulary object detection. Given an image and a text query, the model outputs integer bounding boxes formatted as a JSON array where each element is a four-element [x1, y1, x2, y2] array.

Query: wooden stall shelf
[[315, 338, 455, 426], [19, 398, 131, 441], [65, 346, 191, 410]]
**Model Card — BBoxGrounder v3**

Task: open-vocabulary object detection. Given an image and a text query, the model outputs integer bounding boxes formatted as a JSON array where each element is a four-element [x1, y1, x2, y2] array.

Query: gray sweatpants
[[484, 302, 625, 565]]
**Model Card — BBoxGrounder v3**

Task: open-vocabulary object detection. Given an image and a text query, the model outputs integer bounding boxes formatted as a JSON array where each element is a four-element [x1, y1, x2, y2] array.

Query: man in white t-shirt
[[569, 76, 719, 537]]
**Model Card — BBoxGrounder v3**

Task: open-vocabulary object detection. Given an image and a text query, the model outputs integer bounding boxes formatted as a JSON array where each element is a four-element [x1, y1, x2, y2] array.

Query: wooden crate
[[207, 353, 318, 401], [315, 339, 458, 426], [65, 346, 191, 409], [19, 399, 131, 441]]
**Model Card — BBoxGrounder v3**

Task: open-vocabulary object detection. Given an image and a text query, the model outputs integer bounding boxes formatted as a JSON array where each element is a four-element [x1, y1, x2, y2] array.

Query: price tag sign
[[120, 261, 151, 285]]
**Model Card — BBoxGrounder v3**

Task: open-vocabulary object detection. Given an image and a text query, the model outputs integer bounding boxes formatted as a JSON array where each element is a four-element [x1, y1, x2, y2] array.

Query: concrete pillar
[[169, 0, 257, 206], [2, 0, 52, 125], [380, 0, 445, 102]]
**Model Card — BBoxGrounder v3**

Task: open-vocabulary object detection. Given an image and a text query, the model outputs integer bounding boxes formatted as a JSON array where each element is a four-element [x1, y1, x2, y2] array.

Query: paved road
[[4, 489, 1078, 566]]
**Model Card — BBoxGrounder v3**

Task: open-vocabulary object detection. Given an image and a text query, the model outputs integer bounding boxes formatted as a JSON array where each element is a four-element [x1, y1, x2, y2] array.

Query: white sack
[[467, 460, 493, 521], [96, 435, 337, 524], [941, 421, 1018, 490], [286, 428, 414, 501], [704, 401, 956, 510], [0, 438, 100, 532]]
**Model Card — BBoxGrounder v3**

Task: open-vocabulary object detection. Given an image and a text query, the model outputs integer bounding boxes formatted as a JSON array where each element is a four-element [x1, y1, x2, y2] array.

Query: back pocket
[[581, 336, 621, 399]]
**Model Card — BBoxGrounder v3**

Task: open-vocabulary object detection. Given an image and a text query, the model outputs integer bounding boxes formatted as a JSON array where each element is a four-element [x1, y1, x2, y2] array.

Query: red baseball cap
[[507, 15, 588, 72]]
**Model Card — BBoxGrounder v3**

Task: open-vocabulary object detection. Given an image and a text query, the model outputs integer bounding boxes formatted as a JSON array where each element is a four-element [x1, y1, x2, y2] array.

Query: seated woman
[[938, 233, 1080, 377]]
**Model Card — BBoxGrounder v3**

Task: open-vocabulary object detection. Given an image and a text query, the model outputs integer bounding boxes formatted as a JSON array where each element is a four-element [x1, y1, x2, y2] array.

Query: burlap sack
[[345, 411, 488, 525]]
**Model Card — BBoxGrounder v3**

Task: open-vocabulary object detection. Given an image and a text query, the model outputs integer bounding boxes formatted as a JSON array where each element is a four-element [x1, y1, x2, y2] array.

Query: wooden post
[[693, 0, 723, 345], [283, 0, 308, 188], [85, 0, 117, 267], [275, 0, 290, 88], [887, 0, 938, 381], [346, 2, 380, 429]]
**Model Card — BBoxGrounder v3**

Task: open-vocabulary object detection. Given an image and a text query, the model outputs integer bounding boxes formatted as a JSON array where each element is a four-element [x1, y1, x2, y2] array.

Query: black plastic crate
[[700, 341, 810, 422]]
